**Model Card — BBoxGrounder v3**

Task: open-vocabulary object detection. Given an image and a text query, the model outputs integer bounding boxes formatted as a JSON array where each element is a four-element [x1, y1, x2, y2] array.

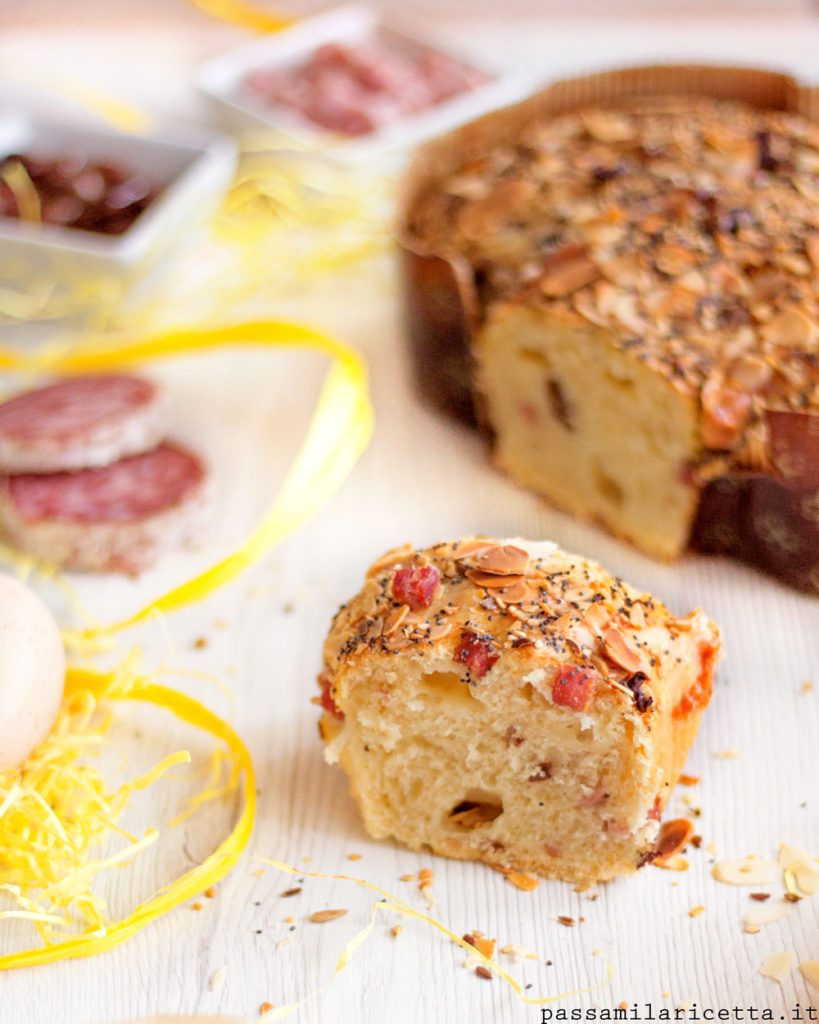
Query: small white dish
[[196, 4, 535, 162], [0, 111, 237, 278]]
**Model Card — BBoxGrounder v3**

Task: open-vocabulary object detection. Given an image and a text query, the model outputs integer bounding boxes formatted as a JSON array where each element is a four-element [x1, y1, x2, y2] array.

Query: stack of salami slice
[[0, 375, 210, 574]]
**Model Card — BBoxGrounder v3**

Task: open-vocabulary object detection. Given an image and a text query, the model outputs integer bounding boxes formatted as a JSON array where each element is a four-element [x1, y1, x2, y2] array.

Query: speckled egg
[[0, 573, 65, 769]]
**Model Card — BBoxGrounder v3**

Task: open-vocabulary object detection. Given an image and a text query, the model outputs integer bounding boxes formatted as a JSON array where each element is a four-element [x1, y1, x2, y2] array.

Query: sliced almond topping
[[777, 842, 809, 870], [800, 961, 819, 992], [506, 872, 539, 892], [806, 236, 819, 271], [473, 544, 530, 576], [726, 353, 772, 394], [583, 601, 609, 634], [454, 540, 492, 558], [629, 602, 646, 628], [466, 569, 525, 590], [654, 819, 696, 864], [744, 899, 791, 932], [760, 306, 818, 350], [428, 622, 453, 642], [367, 544, 413, 576], [309, 909, 348, 923], [603, 627, 643, 673], [383, 604, 410, 635], [540, 255, 600, 297], [701, 372, 753, 450], [581, 110, 634, 143], [712, 857, 780, 886], [495, 580, 532, 604], [759, 952, 796, 982]]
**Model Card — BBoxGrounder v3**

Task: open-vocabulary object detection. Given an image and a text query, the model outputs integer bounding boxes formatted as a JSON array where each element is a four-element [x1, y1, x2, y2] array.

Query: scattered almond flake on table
[[800, 681, 813, 694], [500, 944, 539, 963], [688, 905, 706, 918], [778, 843, 819, 895], [656, 855, 689, 872], [678, 774, 700, 786], [275, 937, 294, 950], [210, 966, 227, 992], [714, 749, 743, 759], [677, 999, 694, 1013], [759, 952, 797, 982], [744, 898, 792, 933], [309, 909, 348, 923], [800, 961, 819, 991], [712, 857, 780, 885], [506, 872, 539, 891]]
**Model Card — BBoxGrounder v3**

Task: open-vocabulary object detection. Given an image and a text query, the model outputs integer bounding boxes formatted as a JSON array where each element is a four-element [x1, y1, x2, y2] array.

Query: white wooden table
[[0, 8, 817, 1023]]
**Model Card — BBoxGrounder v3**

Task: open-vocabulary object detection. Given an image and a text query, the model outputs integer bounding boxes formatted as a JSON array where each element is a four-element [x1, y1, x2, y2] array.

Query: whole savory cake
[[401, 68, 819, 591], [318, 538, 720, 885]]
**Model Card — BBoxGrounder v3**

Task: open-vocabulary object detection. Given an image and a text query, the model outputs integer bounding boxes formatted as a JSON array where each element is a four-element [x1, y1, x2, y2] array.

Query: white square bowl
[[196, 4, 536, 162], [0, 111, 238, 280]]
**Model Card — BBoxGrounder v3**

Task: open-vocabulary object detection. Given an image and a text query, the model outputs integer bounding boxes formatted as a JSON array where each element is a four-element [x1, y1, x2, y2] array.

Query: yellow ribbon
[[0, 320, 374, 639], [186, 0, 295, 33]]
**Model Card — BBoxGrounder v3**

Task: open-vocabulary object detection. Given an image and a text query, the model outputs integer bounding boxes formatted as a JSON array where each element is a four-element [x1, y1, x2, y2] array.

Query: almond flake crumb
[[619, 1003, 629, 1011], [656, 855, 689, 872], [689, 905, 706, 918], [677, 999, 694, 1013], [500, 943, 538, 963], [800, 961, 819, 992], [744, 899, 792, 932], [302, 856, 313, 863], [347, 853, 362, 861], [191, 901, 203, 911], [475, 965, 492, 980], [463, 952, 483, 969], [714, 749, 742, 759], [209, 966, 227, 992], [275, 937, 294, 950], [662, 992, 671, 999], [205, 887, 215, 898], [400, 873, 415, 882], [391, 925, 402, 938], [712, 858, 779, 886], [418, 868, 434, 881], [759, 952, 796, 982], [801, 681, 814, 695], [309, 909, 348, 923], [507, 872, 539, 891], [557, 915, 575, 926], [252, 868, 265, 877], [284, 915, 294, 924], [678, 774, 700, 786], [593, 949, 602, 956], [259, 1002, 274, 1015]]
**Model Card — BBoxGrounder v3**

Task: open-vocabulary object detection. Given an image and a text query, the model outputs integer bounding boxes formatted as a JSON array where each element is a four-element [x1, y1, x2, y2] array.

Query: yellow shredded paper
[[0, 662, 255, 970]]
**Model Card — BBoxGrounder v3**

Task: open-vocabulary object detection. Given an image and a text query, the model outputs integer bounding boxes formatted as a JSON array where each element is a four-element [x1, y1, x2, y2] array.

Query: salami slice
[[0, 374, 168, 474], [0, 443, 210, 574]]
